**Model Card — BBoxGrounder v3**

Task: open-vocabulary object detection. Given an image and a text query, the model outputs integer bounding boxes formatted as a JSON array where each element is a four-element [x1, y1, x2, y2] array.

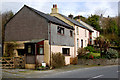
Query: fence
[[0, 56, 25, 69]]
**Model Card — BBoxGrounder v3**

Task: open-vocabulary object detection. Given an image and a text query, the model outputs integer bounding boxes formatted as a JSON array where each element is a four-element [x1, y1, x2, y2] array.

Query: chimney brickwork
[[51, 4, 58, 14]]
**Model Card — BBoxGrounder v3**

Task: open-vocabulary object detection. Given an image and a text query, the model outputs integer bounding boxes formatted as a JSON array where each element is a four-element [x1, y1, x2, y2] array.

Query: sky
[[1, 0, 120, 18]]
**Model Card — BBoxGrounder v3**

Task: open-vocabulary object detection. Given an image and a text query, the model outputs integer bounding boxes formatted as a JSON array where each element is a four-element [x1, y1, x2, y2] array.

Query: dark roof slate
[[59, 13, 93, 32], [25, 5, 74, 30]]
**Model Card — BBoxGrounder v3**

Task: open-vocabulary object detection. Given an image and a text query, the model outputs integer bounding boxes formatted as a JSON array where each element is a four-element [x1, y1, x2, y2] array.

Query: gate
[[0, 56, 25, 69]]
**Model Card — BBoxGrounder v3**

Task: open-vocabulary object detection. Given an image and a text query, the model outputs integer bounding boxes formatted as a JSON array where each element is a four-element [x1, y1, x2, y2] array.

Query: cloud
[[84, 2, 118, 17], [1, 1, 118, 18]]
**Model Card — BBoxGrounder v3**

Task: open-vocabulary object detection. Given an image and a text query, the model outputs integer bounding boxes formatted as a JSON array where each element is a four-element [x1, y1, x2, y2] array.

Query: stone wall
[[78, 58, 119, 65]]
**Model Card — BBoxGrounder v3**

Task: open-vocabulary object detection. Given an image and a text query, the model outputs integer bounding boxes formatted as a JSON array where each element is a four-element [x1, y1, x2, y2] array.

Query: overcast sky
[[1, 0, 119, 18]]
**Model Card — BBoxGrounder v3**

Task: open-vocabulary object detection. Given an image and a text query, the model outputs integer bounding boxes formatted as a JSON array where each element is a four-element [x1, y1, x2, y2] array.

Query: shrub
[[71, 57, 78, 65], [83, 53, 91, 59], [84, 52, 101, 59], [52, 52, 65, 68], [77, 48, 87, 59], [84, 46, 95, 52], [105, 48, 118, 59], [89, 55, 94, 59]]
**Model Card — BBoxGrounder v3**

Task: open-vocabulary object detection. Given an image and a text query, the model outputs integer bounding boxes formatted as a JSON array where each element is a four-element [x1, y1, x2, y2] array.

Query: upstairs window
[[70, 30, 73, 37], [85, 30, 87, 37], [77, 39, 79, 48], [77, 27, 79, 35], [57, 26, 64, 35]]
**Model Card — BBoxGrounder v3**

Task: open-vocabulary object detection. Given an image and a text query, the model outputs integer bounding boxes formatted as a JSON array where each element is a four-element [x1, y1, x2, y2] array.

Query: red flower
[[89, 55, 94, 59]]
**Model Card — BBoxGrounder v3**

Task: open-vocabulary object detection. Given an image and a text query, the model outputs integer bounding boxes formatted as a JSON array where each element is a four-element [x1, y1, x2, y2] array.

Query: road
[[2, 65, 120, 80], [41, 65, 119, 79]]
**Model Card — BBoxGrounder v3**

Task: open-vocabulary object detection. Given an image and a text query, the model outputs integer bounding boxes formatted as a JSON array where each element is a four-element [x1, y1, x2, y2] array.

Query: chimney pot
[[53, 4, 55, 8], [53, 4, 57, 8], [55, 4, 57, 8]]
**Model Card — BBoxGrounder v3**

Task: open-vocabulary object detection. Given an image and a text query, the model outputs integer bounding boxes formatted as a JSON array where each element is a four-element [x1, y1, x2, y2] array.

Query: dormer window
[[57, 26, 64, 35]]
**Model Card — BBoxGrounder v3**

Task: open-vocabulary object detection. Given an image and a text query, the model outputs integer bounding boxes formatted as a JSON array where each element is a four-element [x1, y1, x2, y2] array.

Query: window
[[28, 45, 31, 53], [85, 30, 87, 37], [37, 45, 44, 55], [85, 40, 87, 46], [39, 47, 43, 55], [77, 27, 79, 35], [62, 48, 70, 56], [70, 30, 73, 37], [57, 26, 64, 35], [96, 32, 97, 37], [77, 39, 79, 48]]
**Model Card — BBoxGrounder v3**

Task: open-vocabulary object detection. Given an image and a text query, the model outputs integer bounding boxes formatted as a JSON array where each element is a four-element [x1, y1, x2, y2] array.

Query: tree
[[2, 10, 14, 55], [96, 36, 110, 57], [73, 15, 87, 22], [87, 15, 100, 31], [107, 18, 118, 35]]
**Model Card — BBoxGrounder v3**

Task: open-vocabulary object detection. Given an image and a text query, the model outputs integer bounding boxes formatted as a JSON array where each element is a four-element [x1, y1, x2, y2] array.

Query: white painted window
[[85, 30, 87, 37], [77, 38, 79, 48], [77, 27, 79, 35]]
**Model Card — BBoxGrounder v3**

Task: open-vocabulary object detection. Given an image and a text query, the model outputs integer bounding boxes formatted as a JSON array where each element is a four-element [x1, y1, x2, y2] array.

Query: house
[[4, 5, 75, 69], [50, 4, 93, 56], [76, 16, 100, 44]]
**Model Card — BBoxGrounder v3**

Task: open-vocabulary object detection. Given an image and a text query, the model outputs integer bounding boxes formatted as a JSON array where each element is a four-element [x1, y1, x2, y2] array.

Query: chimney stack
[[68, 14, 73, 19], [77, 15, 81, 19], [77, 15, 81, 22], [51, 4, 58, 14]]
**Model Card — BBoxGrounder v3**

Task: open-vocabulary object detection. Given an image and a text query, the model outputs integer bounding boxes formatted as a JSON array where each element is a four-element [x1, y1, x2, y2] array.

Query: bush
[[71, 57, 78, 65], [84, 52, 101, 59], [77, 48, 87, 59], [52, 52, 65, 68], [84, 46, 95, 52], [105, 48, 118, 59]]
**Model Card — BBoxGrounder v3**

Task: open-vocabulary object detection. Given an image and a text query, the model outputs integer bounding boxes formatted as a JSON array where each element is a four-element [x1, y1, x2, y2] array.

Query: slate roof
[[25, 5, 74, 30], [59, 13, 93, 32]]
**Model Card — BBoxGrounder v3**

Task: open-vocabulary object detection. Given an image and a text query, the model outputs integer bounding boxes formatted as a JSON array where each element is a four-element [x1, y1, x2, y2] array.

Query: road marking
[[117, 71, 120, 72], [92, 75, 103, 78], [88, 75, 103, 80]]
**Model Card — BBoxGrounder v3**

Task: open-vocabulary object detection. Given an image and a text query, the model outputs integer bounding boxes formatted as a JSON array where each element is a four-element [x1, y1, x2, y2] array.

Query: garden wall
[[78, 58, 120, 65]]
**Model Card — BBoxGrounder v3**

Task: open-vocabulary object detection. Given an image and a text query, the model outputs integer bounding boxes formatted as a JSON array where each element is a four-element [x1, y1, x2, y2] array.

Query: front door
[[81, 39, 83, 48]]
